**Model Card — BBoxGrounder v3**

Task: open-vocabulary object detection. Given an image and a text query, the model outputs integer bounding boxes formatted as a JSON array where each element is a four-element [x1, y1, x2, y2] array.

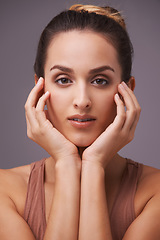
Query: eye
[[91, 78, 109, 86], [55, 78, 72, 85]]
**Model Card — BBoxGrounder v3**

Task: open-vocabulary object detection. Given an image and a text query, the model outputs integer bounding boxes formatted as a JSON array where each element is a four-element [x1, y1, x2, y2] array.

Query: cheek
[[103, 97, 116, 116], [47, 94, 61, 114], [46, 91, 70, 122], [98, 92, 117, 126]]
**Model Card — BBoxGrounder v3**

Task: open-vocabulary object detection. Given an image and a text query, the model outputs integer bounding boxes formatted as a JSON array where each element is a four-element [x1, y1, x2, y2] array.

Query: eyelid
[[55, 77, 73, 85], [91, 78, 109, 85], [92, 73, 110, 81], [92, 73, 110, 78]]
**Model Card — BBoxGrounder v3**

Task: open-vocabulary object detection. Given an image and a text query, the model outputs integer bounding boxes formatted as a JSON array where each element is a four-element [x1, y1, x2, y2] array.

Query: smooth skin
[[0, 30, 160, 240]]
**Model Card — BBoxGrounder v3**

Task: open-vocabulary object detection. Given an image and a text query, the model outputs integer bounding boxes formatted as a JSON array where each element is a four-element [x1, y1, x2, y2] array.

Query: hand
[[25, 77, 80, 166], [82, 81, 141, 169]]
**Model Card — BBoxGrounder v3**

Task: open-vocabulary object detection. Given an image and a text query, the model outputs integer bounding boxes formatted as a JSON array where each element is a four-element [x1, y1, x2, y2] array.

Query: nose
[[73, 84, 92, 110]]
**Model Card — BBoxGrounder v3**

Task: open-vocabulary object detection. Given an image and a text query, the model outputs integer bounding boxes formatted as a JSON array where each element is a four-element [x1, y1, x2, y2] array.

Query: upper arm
[[123, 194, 160, 240], [0, 193, 35, 240]]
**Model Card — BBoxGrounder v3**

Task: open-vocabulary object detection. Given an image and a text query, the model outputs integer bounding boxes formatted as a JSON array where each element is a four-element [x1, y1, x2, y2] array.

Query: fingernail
[[115, 93, 120, 100], [37, 77, 43, 85], [45, 91, 50, 96], [122, 81, 128, 88], [119, 83, 125, 90]]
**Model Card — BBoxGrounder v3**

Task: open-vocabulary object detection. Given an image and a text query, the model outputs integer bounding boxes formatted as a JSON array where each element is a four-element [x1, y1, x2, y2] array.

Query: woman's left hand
[[82, 81, 141, 169]]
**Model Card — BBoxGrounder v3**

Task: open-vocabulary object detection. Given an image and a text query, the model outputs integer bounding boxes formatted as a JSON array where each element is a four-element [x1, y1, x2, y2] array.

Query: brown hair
[[69, 4, 126, 29], [34, 4, 133, 82]]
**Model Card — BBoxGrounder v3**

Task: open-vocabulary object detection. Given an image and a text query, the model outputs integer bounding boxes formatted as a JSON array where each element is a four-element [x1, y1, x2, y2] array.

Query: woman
[[0, 4, 160, 240]]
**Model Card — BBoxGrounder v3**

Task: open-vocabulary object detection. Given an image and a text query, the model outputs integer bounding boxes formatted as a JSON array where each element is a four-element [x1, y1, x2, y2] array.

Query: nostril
[[73, 100, 91, 109]]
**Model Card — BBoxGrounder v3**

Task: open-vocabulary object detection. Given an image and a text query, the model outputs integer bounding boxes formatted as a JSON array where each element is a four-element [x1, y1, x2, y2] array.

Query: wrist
[[81, 160, 106, 184], [55, 157, 81, 172], [81, 160, 106, 175], [82, 159, 105, 170]]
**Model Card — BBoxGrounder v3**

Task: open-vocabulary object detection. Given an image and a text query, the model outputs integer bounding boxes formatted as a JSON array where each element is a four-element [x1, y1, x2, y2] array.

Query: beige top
[[24, 158, 142, 240]]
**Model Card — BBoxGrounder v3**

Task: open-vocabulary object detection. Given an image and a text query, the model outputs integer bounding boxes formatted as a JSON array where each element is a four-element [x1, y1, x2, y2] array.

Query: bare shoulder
[[0, 164, 36, 239], [135, 163, 160, 217], [0, 163, 31, 217], [124, 164, 160, 239], [140, 163, 160, 191], [0, 163, 31, 190]]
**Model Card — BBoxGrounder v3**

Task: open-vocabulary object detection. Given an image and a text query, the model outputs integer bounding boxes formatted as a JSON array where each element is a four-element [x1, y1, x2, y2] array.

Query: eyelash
[[91, 78, 109, 86], [55, 77, 109, 86], [55, 78, 72, 85]]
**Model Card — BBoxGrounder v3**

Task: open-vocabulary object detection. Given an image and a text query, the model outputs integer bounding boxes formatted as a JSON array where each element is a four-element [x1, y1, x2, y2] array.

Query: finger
[[122, 82, 141, 110], [122, 82, 141, 131], [25, 77, 44, 127], [35, 91, 50, 125], [25, 101, 37, 127], [25, 114, 31, 132], [118, 83, 137, 131], [120, 82, 141, 132], [25, 77, 44, 108], [112, 93, 126, 130], [129, 104, 141, 133]]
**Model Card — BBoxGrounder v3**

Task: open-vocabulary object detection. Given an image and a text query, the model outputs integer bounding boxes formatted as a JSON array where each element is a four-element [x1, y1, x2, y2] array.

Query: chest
[[38, 180, 143, 223], [18, 166, 150, 224]]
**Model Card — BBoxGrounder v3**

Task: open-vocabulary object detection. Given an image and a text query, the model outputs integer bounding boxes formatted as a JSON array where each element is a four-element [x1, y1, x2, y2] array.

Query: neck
[[45, 153, 126, 185], [77, 147, 87, 159], [78, 147, 126, 176]]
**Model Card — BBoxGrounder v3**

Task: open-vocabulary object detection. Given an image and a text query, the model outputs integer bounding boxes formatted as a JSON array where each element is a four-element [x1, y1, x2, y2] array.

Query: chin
[[67, 134, 97, 148]]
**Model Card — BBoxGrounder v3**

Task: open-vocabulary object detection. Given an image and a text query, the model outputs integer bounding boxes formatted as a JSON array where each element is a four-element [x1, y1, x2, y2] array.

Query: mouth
[[71, 118, 95, 122], [68, 115, 96, 128]]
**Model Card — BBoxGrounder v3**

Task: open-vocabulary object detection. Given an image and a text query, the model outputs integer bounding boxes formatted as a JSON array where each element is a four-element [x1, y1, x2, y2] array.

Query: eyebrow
[[50, 64, 115, 74]]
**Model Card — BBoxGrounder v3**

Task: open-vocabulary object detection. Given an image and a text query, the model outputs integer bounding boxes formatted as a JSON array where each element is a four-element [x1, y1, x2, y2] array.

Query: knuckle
[[138, 106, 141, 113], [120, 129, 134, 144], [120, 131, 127, 140], [39, 94, 45, 103], [27, 129, 33, 140], [35, 108, 41, 115], [119, 101, 125, 107], [24, 103, 28, 111], [120, 112, 126, 120], [31, 126, 40, 137], [128, 133, 134, 142], [131, 108, 136, 115]]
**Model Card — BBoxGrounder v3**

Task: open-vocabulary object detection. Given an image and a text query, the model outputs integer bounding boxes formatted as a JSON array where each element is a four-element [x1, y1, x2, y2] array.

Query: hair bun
[[69, 4, 126, 29]]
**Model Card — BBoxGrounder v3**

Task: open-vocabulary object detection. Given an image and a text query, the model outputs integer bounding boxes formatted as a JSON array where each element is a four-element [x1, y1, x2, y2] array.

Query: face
[[44, 30, 122, 147]]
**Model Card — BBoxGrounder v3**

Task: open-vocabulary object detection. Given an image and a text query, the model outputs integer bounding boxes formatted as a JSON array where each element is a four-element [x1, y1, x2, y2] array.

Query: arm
[[43, 159, 81, 240], [25, 77, 81, 239], [78, 161, 112, 240], [123, 193, 160, 239], [0, 78, 81, 239], [0, 193, 36, 240], [78, 81, 141, 239]]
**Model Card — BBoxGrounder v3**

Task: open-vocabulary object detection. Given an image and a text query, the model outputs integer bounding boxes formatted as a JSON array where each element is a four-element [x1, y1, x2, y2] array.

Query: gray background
[[0, 0, 160, 169]]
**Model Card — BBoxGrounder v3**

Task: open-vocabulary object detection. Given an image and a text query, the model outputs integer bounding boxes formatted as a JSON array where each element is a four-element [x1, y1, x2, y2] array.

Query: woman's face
[[44, 30, 122, 147]]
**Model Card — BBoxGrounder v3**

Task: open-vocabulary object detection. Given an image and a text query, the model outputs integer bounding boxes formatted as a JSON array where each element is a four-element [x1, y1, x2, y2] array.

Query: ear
[[127, 76, 135, 91], [34, 74, 39, 85]]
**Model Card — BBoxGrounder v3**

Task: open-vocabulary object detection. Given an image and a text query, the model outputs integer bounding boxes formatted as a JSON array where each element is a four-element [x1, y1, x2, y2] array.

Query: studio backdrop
[[0, 0, 160, 169]]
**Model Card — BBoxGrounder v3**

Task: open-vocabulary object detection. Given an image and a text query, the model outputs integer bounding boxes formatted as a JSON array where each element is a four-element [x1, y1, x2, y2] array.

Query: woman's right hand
[[25, 77, 80, 167]]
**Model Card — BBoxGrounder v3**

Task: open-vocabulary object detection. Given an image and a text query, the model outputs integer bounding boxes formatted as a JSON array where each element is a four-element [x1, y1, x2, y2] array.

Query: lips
[[71, 118, 95, 122], [68, 114, 96, 128], [68, 114, 96, 121]]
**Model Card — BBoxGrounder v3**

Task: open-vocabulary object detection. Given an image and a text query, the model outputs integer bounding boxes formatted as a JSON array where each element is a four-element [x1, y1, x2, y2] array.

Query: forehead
[[45, 30, 121, 75]]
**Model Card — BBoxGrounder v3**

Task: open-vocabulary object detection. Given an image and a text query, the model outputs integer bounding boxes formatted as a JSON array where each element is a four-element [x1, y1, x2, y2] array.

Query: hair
[[34, 4, 133, 82]]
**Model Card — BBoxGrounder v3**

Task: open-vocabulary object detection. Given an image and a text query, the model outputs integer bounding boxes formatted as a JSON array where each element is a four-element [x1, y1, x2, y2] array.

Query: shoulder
[[0, 164, 37, 239], [0, 163, 31, 190], [124, 164, 160, 239], [139, 163, 160, 193], [135, 163, 160, 217], [0, 163, 31, 217]]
